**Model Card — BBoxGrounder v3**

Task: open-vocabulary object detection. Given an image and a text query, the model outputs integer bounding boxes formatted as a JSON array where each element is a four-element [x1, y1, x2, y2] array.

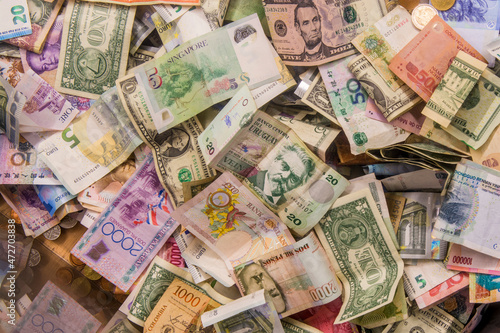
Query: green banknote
[[443, 69, 500, 150], [116, 74, 216, 208], [134, 13, 279, 133], [198, 85, 349, 236], [55, 0, 136, 99], [314, 188, 403, 324], [127, 256, 231, 326], [422, 51, 487, 128]]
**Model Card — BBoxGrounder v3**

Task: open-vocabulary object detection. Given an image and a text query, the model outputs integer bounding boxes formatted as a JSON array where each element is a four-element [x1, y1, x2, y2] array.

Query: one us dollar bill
[[55, 0, 136, 99], [116, 74, 216, 208], [314, 188, 403, 324], [422, 51, 487, 128]]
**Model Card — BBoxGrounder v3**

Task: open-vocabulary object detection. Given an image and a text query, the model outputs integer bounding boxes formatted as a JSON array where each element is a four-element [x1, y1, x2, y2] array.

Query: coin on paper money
[[431, 0, 455, 11], [59, 215, 79, 229], [43, 224, 61, 240], [412, 4, 438, 30], [71, 277, 92, 298], [55, 268, 74, 286], [82, 266, 102, 281], [28, 249, 41, 267]]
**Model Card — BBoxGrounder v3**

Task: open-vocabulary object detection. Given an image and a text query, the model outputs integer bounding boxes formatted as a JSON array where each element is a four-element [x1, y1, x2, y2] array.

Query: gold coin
[[398, 0, 421, 12], [82, 265, 102, 281], [69, 254, 85, 267], [96, 290, 113, 305], [431, 0, 456, 11], [55, 268, 74, 286], [100, 279, 116, 293], [71, 277, 92, 298]]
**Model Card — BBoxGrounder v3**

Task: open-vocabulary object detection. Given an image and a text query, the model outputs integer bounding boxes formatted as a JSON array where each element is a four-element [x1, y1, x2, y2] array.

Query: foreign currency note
[[0, 57, 24, 87], [183, 237, 234, 287], [351, 6, 418, 91], [0, 135, 59, 185], [432, 159, 500, 259], [350, 279, 408, 329], [4, 0, 64, 54], [422, 51, 487, 127], [395, 192, 442, 259], [301, 74, 340, 126], [12, 281, 100, 333], [273, 114, 340, 162], [13, 69, 80, 132], [234, 232, 341, 318], [438, 0, 500, 31], [263, 0, 387, 66], [72, 154, 178, 291], [202, 289, 284, 333], [35, 184, 76, 216], [0, 0, 32, 41], [173, 228, 212, 284], [385, 193, 406, 233], [20, 14, 63, 87], [403, 260, 460, 300], [55, 0, 136, 99], [171, 171, 294, 269], [134, 14, 279, 133], [0, 43, 20, 58], [437, 287, 475, 324], [470, 121, 500, 172], [26, 87, 142, 195], [447, 243, 500, 275], [289, 298, 353, 333], [282, 318, 323, 333], [0, 184, 59, 237], [117, 75, 217, 208], [144, 278, 211, 333], [127, 256, 231, 326], [384, 306, 464, 333], [469, 272, 500, 303], [130, 6, 158, 56], [152, 8, 213, 53], [414, 272, 469, 309], [315, 188, 404, 324], [0, 76, 22, 148], [77, 158, 136, 212], [319, 55, 409, 155], [389, 15, 486, 102], [443, 68, 500, 150], [198, 87, 349, 236], [348, 54, 422, 121]]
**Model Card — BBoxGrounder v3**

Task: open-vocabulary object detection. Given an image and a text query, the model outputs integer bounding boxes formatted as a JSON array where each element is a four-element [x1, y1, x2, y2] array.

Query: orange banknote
[[389, 15, 486, 102]]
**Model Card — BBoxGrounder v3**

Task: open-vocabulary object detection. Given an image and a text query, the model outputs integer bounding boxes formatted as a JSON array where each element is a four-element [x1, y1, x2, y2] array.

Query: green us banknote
[[315, 188, 403, 324]]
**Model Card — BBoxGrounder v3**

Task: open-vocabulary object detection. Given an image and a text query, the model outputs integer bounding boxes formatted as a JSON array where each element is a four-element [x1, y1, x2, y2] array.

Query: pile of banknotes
[[2, 0, 500, 332]]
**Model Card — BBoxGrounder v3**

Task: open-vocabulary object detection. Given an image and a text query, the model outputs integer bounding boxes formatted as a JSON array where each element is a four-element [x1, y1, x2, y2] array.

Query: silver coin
[[59, 215, 79, 229], [28, 248, 41, 267], [43, 225, 62, 241]]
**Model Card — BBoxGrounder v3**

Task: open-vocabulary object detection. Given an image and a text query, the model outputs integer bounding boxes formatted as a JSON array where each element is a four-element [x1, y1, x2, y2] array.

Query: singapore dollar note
[[262, 0, 387, 66]]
